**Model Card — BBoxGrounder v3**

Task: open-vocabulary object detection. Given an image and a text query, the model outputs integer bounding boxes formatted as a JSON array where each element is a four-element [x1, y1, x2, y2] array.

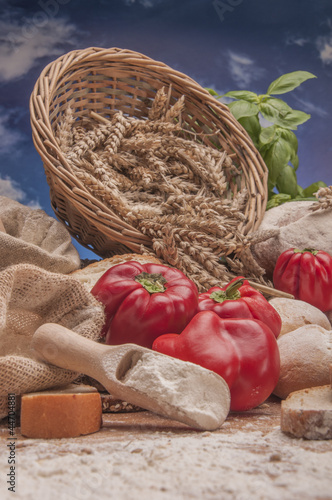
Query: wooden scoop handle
[[32, 323, 108, 377]]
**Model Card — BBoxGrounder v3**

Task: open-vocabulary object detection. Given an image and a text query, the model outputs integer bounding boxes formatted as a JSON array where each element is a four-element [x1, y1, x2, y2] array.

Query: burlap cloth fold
[[0, 263, 105, 420], [0, 196, 81, 274]]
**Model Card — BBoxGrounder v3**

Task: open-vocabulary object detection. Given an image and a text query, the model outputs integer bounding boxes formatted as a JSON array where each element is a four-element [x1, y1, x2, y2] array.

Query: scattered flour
[[1, 422, 331, 500]]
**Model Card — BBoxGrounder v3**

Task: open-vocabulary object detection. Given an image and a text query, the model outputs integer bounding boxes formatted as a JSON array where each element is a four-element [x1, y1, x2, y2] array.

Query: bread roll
[[269, 297, 331, 337], [273, 325, 332, 399], [71, 253, 162, 291], [281, 385, 332, 439]]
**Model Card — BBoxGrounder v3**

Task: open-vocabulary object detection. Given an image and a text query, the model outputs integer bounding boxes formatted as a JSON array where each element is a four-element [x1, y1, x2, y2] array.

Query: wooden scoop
[[32, 323, 230, 431]]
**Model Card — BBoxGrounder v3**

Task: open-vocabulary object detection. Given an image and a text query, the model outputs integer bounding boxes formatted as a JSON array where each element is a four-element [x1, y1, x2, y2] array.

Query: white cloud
[[0, 175, 41, 209], [122, 0, 163, 7], [140, 0, 154, 6], [228, 51, 264, 88], [0, 176, 25, 201], [25, 199, 42, 209], [316, 19, 332, 64], [316, 34, 332, 64], [284, 21, 332, 66], [293, 96, 329, 118], [0, 15, 77, 82], [0, 108, 24, 154], [286, 36, 309, 47]]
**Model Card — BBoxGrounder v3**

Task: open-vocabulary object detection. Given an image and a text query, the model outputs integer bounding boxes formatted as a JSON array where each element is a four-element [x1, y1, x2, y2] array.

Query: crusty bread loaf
[[20, 384, 102, 439], [281, 385, 332, 439], [70, 253, 162, 291], [269, 297, 331, 337], [273, 324, 332, 399]]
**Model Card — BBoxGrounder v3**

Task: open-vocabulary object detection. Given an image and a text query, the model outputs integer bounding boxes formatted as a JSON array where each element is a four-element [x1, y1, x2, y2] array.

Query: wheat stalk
[[58, 87, 267, 290], [311, 185, 332, 211]]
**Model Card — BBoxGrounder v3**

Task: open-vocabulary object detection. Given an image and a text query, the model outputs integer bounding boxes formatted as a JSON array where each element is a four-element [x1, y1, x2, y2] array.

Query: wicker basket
[[30, 47, 268, 258]]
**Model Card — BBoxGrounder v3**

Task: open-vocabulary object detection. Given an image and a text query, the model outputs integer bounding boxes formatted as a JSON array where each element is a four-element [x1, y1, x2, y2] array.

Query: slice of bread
[[70, 253, 162, 291], [281, 385, 332, 439]]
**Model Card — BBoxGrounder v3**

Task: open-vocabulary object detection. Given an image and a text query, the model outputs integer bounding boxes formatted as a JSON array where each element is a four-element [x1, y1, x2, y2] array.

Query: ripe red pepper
[[198, 277, 281, 338], [91, 261, 198, 348], [273, 248, 332, 312], [152, 311, 280, 411]]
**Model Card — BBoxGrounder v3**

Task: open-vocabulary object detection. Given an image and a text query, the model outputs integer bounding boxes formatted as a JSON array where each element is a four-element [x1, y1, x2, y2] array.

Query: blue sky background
[[0, 0, 331, 260]]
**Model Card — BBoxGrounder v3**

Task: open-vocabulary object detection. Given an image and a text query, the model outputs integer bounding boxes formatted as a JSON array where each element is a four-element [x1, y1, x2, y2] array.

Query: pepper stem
[[209, 278, 244, 303], [294, 248, 319, 255], [135, 272, 167, 294]]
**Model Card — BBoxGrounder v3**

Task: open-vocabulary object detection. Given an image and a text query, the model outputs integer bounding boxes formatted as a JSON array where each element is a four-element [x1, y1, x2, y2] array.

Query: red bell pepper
[[198, 277, 281, 338], [152, 311, 280, 411], [273, 248, 332, 312], [91, 261, 198, 348]]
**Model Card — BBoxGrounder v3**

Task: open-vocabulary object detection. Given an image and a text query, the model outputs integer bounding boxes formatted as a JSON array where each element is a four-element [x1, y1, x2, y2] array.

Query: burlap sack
[[0, 263, 105, 420], [0, 196, 81, 274]]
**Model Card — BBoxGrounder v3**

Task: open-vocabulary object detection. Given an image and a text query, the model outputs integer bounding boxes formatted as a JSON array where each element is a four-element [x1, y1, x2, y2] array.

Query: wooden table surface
[[1, 396, 332, 500]]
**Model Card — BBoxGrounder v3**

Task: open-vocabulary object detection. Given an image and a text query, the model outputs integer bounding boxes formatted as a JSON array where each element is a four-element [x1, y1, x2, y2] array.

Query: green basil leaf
[[260, 102, 311, 129], [297, 185, 305, 197], [223, 90, 258, 102], [266, 193, 292, 210], [238, 115, 261, 146], [259, 98, 293, 126], [276, 165, 298, 198], [303, 181, 327, 197], [259, 125, 278, 145], [279, 128, 298, 153], [290, 152, 299, 170], [261, 98, 293, 116], [206, 88, 221, 97], [267, 71, 317, 95], [277, 110, 311, 129], [228, 100, 258, 120], [261, 137, 293, 185], [278, 128, 299, 169], [293, 196, 319, 201]]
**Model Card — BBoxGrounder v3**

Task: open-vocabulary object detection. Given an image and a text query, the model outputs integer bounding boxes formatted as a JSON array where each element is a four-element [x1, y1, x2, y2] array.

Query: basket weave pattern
[[30, 47, 268, 289]]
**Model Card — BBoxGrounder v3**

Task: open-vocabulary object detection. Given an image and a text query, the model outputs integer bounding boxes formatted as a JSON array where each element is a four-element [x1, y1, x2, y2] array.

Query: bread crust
[[273, 325, 332, 399], [281, 385, 332, 439], [269, 297, 331, 336]]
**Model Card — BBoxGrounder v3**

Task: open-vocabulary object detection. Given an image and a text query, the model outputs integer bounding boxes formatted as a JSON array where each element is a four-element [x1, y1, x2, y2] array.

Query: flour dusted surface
[[1, 404, 332, 500]]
